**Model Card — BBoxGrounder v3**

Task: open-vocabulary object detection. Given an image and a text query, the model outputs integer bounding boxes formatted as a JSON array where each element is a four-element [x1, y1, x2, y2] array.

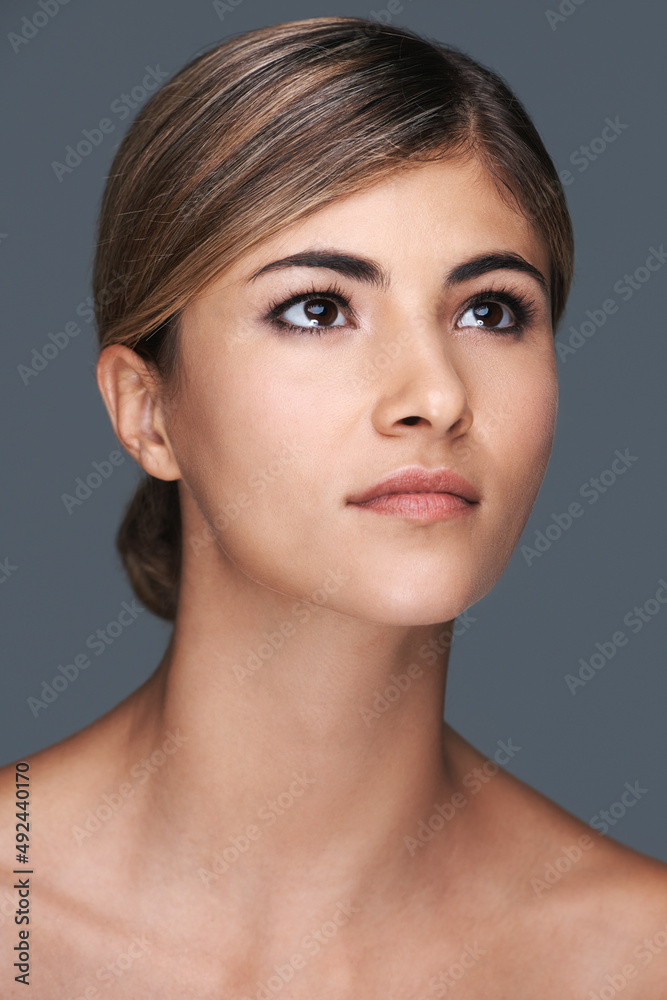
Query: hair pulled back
[[93, 15, 574, 621]]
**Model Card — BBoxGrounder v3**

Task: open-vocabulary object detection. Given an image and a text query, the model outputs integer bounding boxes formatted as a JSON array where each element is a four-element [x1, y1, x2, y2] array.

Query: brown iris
[[302, 299, 339, 325], [472, 302, 505, 327]]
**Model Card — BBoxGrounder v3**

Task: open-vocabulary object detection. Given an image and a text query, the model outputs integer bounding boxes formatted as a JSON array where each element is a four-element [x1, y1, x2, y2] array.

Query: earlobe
[[95, 344, 181, 482]]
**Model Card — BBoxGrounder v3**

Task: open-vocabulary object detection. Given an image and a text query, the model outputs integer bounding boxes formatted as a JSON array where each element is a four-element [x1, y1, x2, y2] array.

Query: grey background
[[1, 0, 665, 861]]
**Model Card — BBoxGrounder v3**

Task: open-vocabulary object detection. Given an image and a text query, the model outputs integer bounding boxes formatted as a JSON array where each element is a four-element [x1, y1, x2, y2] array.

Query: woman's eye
[[458, 300, 515, 330], [280, 297, 347, 329]]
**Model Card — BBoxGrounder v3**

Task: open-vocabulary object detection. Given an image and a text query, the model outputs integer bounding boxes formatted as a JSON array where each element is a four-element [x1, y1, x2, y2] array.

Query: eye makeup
[[264, 281, 355, 336], [263, 281, 539, 337]]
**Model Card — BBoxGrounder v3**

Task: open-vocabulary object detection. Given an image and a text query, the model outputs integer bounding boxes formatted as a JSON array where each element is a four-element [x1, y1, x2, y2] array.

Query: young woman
[[2, 15, 666, 999]]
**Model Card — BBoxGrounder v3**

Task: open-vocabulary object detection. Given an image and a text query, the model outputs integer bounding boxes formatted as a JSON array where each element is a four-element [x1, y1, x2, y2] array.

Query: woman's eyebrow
[[446, 251, 549, 294], [247, 249, 388, 288], [246, 248, 548, 295]]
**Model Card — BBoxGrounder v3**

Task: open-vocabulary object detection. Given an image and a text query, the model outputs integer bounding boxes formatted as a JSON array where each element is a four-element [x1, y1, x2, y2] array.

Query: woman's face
[[168, 157, 558, 625]]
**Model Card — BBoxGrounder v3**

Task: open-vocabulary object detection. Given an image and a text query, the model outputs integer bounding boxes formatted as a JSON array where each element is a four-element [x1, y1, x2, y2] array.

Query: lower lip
[[349, 492, 476, 520]]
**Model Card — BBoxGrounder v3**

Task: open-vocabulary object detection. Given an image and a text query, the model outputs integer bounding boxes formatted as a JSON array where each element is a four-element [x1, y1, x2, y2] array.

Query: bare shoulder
[[0, 723, 101, 834], [0, 697, 143, 900], [528, 827, 667, 996], [444, 724, 667, 995], [0, 672, 158, 837], [0, 733, 87, 892], [0, 709, 154, 997]]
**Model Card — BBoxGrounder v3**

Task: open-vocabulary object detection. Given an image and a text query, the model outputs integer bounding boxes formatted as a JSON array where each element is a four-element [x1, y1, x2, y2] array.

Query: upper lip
[[347, 465, 480, 505]]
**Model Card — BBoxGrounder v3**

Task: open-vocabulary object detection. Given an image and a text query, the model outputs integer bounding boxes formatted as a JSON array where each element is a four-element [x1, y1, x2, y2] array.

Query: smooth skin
[[2, 158, 666, 998]]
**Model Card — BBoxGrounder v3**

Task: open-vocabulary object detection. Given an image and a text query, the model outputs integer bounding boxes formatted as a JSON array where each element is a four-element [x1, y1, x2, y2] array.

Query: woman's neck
[[115, 555, 462, 921]]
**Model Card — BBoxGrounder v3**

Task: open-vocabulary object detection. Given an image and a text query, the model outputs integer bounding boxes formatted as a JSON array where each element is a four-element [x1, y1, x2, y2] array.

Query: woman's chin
[[324, 586, 483, 628]]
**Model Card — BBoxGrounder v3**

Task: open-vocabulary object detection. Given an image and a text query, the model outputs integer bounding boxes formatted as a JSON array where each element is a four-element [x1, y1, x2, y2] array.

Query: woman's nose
[[369, 314, 473, 441]]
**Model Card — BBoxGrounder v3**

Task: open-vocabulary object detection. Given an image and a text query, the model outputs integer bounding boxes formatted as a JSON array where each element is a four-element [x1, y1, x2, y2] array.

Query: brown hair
[[93, 15, 574, 621]]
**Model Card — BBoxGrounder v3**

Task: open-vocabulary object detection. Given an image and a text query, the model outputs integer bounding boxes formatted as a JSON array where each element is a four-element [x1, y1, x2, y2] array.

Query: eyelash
[[265, 282, 353, 335], [459, 288, 538, 334], [264, 282, 538, 337]]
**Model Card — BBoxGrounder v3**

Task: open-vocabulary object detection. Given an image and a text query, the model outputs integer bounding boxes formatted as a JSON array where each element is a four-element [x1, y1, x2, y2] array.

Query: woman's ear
[[96, 344, 181, 482]]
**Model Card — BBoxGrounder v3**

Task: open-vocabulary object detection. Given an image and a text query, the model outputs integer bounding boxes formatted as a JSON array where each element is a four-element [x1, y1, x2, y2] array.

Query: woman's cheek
[[510, 370, 558, 507], [529, 364, 559, 461]]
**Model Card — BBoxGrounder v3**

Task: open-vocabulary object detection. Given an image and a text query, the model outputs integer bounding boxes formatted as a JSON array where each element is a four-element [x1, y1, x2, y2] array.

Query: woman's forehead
[[214, 159, 551, 295]]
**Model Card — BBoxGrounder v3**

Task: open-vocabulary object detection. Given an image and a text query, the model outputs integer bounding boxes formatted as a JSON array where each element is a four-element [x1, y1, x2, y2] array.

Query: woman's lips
[[351, 492, 474, 520], [346, 465, 480, 521]]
